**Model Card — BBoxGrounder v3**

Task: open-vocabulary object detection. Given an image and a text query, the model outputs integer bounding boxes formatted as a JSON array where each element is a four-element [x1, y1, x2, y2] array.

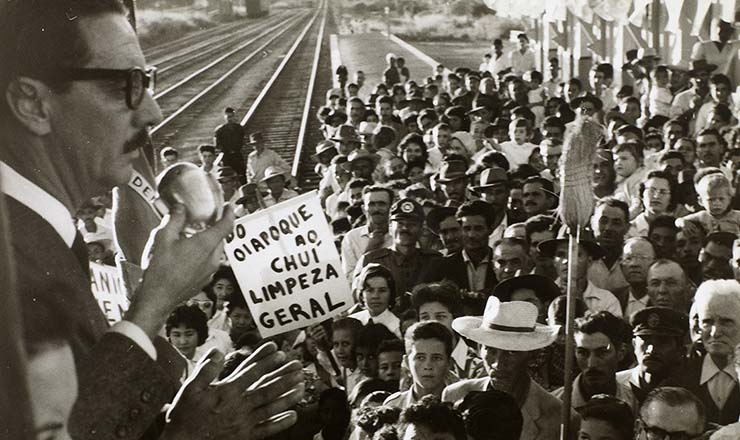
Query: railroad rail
[[150, 10, 315, 163], [240, 0, 330, 191]]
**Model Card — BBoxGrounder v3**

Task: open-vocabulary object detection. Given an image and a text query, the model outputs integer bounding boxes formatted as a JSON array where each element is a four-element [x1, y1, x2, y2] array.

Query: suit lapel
[[7, 197, 108, 345]]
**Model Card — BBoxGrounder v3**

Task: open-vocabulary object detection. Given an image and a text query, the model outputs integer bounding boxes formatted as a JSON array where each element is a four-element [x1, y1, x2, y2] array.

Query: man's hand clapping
[[163, 342, 305, 440]]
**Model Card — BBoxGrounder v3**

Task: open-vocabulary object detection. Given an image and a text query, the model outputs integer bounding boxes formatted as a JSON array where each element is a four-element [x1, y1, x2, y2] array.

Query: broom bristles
[[558, 116, 600, 229]]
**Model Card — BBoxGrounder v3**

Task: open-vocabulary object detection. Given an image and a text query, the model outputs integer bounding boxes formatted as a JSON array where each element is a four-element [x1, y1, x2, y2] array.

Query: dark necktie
[[71, 232, 91, 277], [368, 317, 375, 325]]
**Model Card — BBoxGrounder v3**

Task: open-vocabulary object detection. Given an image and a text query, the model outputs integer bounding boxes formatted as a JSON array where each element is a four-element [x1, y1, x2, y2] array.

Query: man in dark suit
[[671, 280, 740, 425], [0, 1, 302, 439], [424, 201, 497, 293]]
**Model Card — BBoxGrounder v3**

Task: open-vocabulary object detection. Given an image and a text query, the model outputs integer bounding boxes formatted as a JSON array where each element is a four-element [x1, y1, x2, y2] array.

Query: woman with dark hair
[[397, 133, 429, 170], [165, 305, 209, 366], [629, 170, 688, 237], [350, 264, 401, 338], [205, 265, 238, 332], [187, 290, 233, 359]]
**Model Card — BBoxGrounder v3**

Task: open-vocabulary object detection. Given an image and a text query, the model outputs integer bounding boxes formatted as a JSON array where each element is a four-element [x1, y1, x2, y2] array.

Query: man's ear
[[5, 77, 53, 136]]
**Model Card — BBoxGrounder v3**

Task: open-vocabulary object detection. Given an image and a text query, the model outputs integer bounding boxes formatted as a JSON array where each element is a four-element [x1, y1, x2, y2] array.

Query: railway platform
[[332, 32, 443, 89]]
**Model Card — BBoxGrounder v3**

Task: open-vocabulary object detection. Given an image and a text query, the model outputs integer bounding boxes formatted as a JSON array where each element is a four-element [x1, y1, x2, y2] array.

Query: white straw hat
[[452, 297, 560, 351]]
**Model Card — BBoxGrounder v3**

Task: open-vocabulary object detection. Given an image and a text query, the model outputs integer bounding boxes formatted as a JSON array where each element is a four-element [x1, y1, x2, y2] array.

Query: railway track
[[150, 10, 294, 76], [150, 8, 318, 166], [241, 0, 330, 191]]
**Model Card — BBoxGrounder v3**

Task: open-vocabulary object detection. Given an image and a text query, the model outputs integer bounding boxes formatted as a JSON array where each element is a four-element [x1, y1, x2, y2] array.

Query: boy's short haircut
[[612, 141, 645, 160], [710, 103, 733, 123], [659, 150, 686, 164], [456, 200, 497, 229], [648, 215, 678, 235], [400, 396, 467, 440], [348, 178, 373, 192], [404, 321, 454, 358], [377, 95, 394, 107], [410, 281, 461, 316], [225, 290, 248, 315], [356, 323, 396, 352], [549, 295, 586, 324], [198, 144, 216, 154], [710, 73, 732, 89], [697, 172, 734, 196], [509, 117, 532, 132], [541, 116, 565, 132], [615, 124, 644, 140], [567, 78, 583, 89], [332, 317, 364, 340], [593, 63, 614, 80], [524, 214, 556, 239], [620, 96, 641, 108], [528, 70, 543, 83], [377, 337, 404, 357], [652, 64, 671, 78]]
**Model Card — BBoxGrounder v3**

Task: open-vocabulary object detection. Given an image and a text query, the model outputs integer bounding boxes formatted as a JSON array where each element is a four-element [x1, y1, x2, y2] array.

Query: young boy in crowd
[[679, 172, 740, 235], [649, 65, 673, 118], [499, 118, 537, 167], [377, 338, 404, 387], [383, 321, 453, 409], [613, 142, 648, 219]]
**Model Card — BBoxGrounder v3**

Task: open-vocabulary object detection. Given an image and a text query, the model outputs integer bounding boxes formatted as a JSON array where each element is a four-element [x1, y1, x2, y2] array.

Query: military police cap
[[630, 306, 688, 338], [390, 198, 425, 223]]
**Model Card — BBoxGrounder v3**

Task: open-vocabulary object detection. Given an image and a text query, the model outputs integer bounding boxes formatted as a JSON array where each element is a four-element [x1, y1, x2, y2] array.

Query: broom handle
[[560, 230, 579, 440]]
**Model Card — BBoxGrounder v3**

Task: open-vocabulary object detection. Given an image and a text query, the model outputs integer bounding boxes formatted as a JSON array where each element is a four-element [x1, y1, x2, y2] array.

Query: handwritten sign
[[90, 262, 130, 324], [225, 191, 351, 337]]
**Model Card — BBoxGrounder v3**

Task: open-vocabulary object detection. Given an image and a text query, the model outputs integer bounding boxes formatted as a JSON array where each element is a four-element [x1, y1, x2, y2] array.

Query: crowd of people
[[11, 0, 740, 439]]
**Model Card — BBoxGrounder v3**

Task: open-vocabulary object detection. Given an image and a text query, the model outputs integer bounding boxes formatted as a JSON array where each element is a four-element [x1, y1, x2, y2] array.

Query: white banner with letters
[[224, 191, 352, 338]]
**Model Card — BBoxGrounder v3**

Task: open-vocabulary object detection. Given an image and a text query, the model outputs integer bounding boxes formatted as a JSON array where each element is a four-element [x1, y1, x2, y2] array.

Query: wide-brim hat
[[471, 166, 508, 190], [331, 124, 360, 143], [688, 59, 718, 76], [493, 274, 562, 304], [311, 140, 338, 158], [326, 110, 348, 126], [235, 182, 260, 205], [436, 159, 469, 183], [538, 229, 606, 259], [452, 297, 560, 351], [260, 166, 287, 183], [425, 206, 458, 233], [341, 148, 380, 171], [570, 94, 603, 112]]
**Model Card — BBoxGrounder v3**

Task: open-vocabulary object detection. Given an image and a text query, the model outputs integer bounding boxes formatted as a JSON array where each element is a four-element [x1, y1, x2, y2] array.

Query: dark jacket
[[7, 196, 181, 440]]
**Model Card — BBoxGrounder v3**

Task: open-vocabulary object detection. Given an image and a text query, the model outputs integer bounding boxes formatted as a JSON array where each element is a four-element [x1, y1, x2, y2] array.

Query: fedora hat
[[688, 59, 717, 76], [331, 124, 361, 143], [260, 166, 287, 183], [472, 167, 508, 190], [341, 148, 380, 172], [538, 228, 605, 259], [436, 159, 468, 183], [311, 140, 338, 158], [326, 110, 348, 126], [235, 182, 260, 205], [452, 296, 560, 351], [636, 47, 661, 61], [493, 274, 562, 304]]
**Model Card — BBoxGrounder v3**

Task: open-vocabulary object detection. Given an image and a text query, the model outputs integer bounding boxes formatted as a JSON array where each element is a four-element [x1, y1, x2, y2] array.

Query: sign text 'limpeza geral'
[[224, 191, 351, 337]]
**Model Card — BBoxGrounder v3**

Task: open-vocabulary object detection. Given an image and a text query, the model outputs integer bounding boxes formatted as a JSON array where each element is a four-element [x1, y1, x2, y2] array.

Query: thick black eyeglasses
[[638, 419, 702, 440], [57, 66, 157, 110]]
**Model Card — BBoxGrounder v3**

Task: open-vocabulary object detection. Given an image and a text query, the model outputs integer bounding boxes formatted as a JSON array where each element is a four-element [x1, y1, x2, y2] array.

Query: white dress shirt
[[508, 48, 536, 75], [582, 280, 624, 318], [340, 224, 393, 283], [701, 355, 739, 410]]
